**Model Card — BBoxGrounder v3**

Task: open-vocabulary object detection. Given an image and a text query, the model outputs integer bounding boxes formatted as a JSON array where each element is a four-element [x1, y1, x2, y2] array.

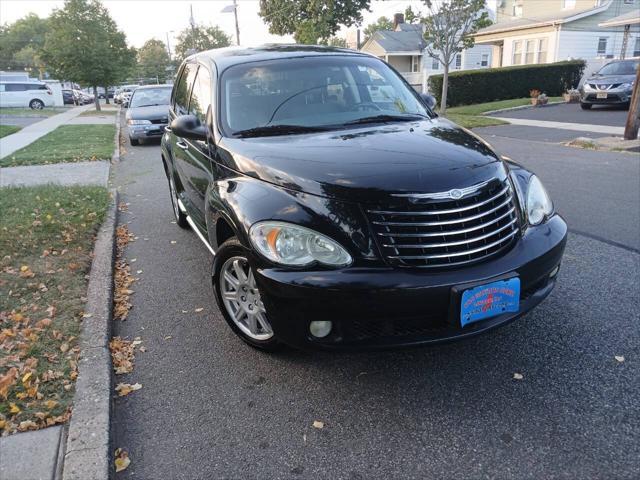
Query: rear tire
[[29, 99, 44, 110], [580, 103, 592, 110], [213, 238, 282, 352], [130, 137, 139, 146]]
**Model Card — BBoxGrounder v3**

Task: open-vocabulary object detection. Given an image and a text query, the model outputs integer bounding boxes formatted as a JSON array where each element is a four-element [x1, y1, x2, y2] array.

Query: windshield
[[596, 61, 639, 76], [129, 87, 172, 108], [220, 55, 432, 136]]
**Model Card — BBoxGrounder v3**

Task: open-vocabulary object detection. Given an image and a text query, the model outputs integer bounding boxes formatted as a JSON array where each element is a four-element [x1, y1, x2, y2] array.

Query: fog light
[[549, 265, 560, 278], [309, 321, 332, 338]]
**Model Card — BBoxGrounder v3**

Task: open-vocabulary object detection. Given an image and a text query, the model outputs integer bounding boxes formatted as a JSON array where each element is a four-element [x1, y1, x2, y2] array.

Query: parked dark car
[[579, 59, 639, 109], [62, 89, 75, 105], [125, 85, 171, 145], [161, 45, 567, 352]]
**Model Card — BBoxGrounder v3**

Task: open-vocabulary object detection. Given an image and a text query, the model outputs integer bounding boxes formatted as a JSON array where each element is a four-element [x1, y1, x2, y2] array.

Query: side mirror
[[171, 114, 207, 141], [420, 93, 437, 110]]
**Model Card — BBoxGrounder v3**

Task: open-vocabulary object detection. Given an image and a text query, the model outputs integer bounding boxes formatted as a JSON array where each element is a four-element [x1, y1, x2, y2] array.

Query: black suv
[[161, 45, 567, 351]]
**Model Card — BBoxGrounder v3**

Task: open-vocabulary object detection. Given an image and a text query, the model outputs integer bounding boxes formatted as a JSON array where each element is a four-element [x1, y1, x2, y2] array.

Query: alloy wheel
[[220, 256, 273, 341]]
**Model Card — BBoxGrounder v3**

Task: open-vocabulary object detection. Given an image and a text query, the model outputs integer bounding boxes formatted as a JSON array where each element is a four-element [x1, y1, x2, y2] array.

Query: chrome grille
[[367, 178, 519, 268]]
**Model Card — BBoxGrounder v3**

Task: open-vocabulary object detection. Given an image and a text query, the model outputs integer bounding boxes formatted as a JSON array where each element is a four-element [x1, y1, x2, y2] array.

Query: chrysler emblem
[[449, 189, 463, 199]]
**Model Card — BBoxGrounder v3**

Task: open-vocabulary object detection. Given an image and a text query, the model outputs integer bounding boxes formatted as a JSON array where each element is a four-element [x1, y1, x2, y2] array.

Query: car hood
[[126, 105, 169, 121], [586, 74, 635, 84], [218, 117, 507, 203]]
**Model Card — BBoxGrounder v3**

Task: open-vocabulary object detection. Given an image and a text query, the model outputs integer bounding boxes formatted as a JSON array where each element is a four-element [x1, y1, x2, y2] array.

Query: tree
[[363, 16, 393, 44], [259, 0, 370, 45], [137, 39, 171, 82], [326, 37, 348, 48], [421, 0, 491, 114], [174, 25, 231, 61], [41, 0, 135, 110], [0, 14, 49, 75], [404, 6, 422, 24]]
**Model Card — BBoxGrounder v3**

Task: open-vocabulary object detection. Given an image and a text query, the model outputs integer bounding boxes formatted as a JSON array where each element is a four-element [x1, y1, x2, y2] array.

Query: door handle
[[164, 126, 172, 133], [176, 141, 189, 150]]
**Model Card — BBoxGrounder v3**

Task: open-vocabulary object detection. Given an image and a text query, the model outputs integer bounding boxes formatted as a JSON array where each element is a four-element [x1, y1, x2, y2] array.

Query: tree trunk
[[104, 85, 110, 104], [441, 63, 449, 115], [93, 85, 101, 111], [623, 67, 640, 140]]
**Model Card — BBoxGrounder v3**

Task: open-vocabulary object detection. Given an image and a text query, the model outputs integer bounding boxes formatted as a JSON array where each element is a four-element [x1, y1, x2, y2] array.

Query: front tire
[[580, 103, 592, 110], [29, 99, 44, 110], [130, 137, 139, 146], [213, 238, 281, 352], [166, 167, 189, 229]]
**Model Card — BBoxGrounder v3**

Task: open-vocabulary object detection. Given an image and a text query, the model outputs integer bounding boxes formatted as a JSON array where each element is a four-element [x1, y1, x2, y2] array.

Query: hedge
[[427, 60, 586, 107]]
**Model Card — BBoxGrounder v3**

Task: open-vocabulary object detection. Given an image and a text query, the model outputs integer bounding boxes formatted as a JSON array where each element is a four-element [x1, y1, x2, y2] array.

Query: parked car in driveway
[[161, 45, 567, 352], [579, 59, 639, 110], [0, 80, 54, 109], [125, 84, 171, 145], [62, 89, 75, 105]]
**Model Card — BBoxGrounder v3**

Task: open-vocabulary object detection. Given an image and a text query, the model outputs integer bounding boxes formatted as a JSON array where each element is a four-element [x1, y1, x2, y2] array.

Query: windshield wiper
[[342, 114, 427, 126], [233, 124, 330, 138], [134, 103, 167, 108]]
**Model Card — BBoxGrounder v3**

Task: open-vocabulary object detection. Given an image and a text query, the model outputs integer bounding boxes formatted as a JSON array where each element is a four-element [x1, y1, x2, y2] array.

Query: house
[[360, 13, 493, 92], [474, 0, 640, 73]]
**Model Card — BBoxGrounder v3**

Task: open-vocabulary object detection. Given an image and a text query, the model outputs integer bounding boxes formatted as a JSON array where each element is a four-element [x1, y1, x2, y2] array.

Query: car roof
[[132, 84, 172, 90], [189, 44, 369, 71]]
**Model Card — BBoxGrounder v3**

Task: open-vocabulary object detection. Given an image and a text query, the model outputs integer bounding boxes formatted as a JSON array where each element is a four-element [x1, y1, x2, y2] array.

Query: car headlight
[[249, 221, 352, 267], [128, 119, 151, 125], [620, 82, 633, 90], [526, 175, 553, 225]]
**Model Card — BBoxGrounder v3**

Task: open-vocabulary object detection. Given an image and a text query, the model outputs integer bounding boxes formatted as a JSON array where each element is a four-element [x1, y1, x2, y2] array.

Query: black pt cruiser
[[161, 45, 567, 351]]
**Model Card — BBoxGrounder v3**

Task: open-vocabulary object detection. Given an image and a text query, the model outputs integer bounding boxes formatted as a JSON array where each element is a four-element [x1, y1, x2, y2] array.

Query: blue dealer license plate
[[460, 277, 520, 327]]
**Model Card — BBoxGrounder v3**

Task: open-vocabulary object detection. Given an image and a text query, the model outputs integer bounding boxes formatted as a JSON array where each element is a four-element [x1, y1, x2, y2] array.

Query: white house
[[474, 0, 640, 74], [360, 13, 493, 92]]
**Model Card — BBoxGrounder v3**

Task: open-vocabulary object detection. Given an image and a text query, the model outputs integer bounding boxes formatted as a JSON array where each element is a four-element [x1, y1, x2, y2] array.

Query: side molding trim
[[177, 198, 216, 256]]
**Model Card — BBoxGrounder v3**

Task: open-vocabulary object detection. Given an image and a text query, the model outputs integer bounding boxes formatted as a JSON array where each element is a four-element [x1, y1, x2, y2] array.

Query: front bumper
[[580, 89, 632, 105], [128, 124, 167, 139], [254, 215, 567, 350]]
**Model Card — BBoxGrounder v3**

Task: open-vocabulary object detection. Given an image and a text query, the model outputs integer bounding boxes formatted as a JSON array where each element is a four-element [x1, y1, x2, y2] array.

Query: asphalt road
[[111, 128, 639, 479], [488, 102, 629, 127]]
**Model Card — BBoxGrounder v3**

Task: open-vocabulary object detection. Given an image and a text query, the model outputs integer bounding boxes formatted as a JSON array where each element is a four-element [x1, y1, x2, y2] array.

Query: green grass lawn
[[0, 124, 116, 167], [443, 97, 564, 129], [0, 185, 109, 434], [79, 109, 117, 117], [0, 125, 21, 138], [0, 107, 69, 118]]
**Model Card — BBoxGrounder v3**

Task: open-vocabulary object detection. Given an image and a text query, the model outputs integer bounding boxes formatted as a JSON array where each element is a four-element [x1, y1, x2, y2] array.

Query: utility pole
[[190, 4, 196, 50], [165, 31, 172, 58], [233, 0, 240, 46], [623, 66, 640, 140]]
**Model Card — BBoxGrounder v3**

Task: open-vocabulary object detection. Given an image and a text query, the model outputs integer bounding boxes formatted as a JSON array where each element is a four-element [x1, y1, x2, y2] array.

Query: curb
[[483, 100, 565, 116], [112, 108, 121, 163], [61, 189, 117, 480]]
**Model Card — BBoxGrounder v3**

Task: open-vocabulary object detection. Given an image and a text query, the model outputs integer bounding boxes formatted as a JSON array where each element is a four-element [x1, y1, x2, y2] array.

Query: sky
[[0, 0, 448, 50]]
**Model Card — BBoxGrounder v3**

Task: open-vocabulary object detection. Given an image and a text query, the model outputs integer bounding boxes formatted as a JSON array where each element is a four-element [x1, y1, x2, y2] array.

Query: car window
[[129, 87, 172, 108], [0, 85, 5, 92], [173, 63, 198, 116], [219, 55, 430, 134], [596, 61, 639, 76], [5, 84, 27, 92], [189, 67, 212, 123]]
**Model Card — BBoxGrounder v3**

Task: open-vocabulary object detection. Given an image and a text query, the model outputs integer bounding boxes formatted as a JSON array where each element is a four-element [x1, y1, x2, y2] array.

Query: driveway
[[111, 127, 639, 479], [489, 102, 628, 127]]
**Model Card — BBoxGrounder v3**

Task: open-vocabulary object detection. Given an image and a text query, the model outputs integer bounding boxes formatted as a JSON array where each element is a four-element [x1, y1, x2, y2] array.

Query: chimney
[[393, 13, 405, 30]]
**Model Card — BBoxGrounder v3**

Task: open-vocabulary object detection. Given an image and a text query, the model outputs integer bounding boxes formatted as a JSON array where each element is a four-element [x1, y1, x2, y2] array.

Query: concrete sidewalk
[[0, 104, 93, 159], [491, 117, 625, 136], [0, 426, 66, 480], [0, 160, 111, 187]]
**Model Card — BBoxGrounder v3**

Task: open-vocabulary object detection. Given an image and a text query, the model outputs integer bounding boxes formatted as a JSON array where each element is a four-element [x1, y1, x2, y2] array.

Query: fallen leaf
[[114, 448, 131, 472], [0, 368, 18, 399], [44, 399, 58, 409], [615, 355, 625, 363], [60, 343, 69, 353], [170, 241, 177, 244], [9, 403, 21, 414], [194, 308, 204, 313], [115, 382, 142, 397], [139, 346, 147, 353], [312, 420, 324, 429], [164, 335, 172, 340], [513, 373, 523, 380]]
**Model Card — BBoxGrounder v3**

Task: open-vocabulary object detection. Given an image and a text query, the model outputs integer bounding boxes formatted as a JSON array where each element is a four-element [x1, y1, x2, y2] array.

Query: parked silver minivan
[[0, 81, 54, 109]]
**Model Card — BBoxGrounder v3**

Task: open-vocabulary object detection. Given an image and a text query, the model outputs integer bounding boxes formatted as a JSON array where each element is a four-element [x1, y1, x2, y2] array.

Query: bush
[[428, 60, 586, 107]]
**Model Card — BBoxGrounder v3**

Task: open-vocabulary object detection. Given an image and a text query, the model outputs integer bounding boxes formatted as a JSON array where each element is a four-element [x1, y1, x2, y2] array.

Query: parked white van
[[0, 81, 54, 109]]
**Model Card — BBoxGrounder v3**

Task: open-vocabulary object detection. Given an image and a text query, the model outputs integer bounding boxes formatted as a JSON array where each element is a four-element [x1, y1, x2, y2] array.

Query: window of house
[[512, 1, 523, 17], [481, 54, 489, 67], [562, 0, 576, 9], [411, 55, 421, 73], [455, 54, 462, 69], [512, 40, 522, 65], [431, 58, 439, 70], [537, 38, 548, 63], [525, 40, 536, 64], [634, 37, 640, 57], [597, 37, 608, 56], [623, 0, 634, 4]]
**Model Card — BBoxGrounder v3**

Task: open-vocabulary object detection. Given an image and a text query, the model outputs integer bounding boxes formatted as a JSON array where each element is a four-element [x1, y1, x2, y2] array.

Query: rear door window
[[173, 63, 198, 116], [5, 84, 27, 92]]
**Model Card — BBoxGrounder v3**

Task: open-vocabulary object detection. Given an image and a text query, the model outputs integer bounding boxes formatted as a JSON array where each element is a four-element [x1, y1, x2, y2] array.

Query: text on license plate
[[596, 92, 608, 99], [460, 277, 520, 327]]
